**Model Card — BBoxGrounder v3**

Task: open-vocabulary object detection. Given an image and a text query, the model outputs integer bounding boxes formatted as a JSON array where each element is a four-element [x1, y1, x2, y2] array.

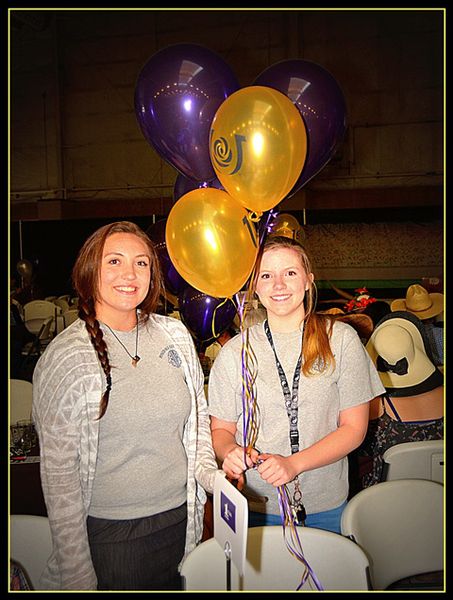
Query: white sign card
[[213, 471, 249, 575]]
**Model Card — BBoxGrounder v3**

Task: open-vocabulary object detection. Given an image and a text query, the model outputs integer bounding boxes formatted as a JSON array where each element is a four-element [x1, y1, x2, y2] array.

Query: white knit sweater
[[32, 313, 220, 590]]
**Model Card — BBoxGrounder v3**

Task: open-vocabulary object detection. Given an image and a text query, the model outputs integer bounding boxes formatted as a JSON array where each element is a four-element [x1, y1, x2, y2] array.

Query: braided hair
[[72, 221, 163, 418]]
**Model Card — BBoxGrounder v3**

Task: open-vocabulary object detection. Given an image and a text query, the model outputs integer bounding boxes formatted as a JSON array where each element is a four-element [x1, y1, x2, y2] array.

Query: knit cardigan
[[32, 314, 220, 590]]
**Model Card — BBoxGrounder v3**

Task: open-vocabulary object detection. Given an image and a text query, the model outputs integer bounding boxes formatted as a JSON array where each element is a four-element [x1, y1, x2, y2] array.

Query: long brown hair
[[255, 235, 335, 375], [72, 221, 163, 418]]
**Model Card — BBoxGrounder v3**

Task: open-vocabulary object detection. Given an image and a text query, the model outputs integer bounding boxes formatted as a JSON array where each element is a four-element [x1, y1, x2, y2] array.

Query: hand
[[256, 453, 299, 487], [227, 473, 245, 491], [222, 445, 260, 480]]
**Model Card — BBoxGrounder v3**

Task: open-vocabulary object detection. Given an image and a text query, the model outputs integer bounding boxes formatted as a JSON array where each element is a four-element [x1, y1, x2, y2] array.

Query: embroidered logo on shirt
[[159, 344, 182, 367], [168, 349, 182, 368]]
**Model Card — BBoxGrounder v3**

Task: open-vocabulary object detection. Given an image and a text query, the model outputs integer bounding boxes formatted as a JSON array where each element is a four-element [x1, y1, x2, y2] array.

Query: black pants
[[87, 504, 187, 591]]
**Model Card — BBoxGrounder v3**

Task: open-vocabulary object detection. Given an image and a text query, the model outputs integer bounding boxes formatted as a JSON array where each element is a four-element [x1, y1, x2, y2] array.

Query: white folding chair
[[341, 479, 444, 590], [382, 440, 444, 484], [181, 525, 370, 591], [10, 379, 33, 423], [11, 298, 24, 319], [23, 300, 60, 338], [53, 297, 70, 313], [21, 316, 54, 358], [63, 308, 79, 328], [383, 440, 444, 484], [10, 515, 53, 590]]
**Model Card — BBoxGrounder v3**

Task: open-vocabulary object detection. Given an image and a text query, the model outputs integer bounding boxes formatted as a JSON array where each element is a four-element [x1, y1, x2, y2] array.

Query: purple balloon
[[173, 172, 224, 202], [135, 44, 239, 183], [146, 219, 188, 296], [178, 285, 237, 344], [254, 60, 347, 194]]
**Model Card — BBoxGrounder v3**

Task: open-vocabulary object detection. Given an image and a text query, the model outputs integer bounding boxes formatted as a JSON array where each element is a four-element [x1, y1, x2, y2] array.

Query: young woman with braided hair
[[32, 221, 221, 590]]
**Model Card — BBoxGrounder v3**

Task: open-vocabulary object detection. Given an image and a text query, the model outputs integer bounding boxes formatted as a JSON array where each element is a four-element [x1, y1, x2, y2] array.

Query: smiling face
[[95, 232, 151, 330], [255, 245, 314, 332]]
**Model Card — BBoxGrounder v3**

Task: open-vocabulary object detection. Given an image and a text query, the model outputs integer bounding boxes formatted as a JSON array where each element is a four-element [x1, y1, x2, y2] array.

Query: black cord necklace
[[104, 318, 141, 367]]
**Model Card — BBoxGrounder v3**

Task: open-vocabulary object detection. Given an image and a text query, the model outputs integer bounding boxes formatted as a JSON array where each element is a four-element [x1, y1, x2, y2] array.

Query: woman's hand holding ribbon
[[222, 445, 260, 480], [256, 453, 300, 487]]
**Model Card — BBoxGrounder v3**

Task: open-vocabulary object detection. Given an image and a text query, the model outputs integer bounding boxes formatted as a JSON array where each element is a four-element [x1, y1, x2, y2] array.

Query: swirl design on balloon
[[211, 133, 247, 175], [211, 135, 233, 169]]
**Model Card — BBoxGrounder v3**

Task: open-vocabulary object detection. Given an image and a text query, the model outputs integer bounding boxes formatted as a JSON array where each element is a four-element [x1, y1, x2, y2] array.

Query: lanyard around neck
[[264, 320, 303, 454]]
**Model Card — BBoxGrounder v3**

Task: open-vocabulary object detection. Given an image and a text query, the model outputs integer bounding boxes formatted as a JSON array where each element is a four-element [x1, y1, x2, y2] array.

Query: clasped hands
[[222, 445, 299, 488]]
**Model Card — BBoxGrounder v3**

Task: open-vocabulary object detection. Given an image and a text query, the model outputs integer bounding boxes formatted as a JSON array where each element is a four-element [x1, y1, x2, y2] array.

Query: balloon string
[[259, 209, 277, 245], [277, 486, 324, 591], [211, 296, 231, 340], [235, 228, 263, 458], [242, 331, 259, 453], [235, 291, 259, 457]]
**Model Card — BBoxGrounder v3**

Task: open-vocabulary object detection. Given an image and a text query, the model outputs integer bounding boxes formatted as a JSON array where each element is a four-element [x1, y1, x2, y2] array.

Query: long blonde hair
[[255, 235, 335, 375], [72, 221, 163, 418]]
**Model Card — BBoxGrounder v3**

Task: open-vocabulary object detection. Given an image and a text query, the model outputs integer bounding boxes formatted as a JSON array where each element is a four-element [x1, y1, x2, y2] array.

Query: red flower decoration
[[344, 288, 377, 312]]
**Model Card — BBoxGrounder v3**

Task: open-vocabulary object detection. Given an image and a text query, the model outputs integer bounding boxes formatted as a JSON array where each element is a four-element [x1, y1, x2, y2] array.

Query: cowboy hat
[[390, 284, 444, 320], [366, 311, 443, 396], [319, 308, 374, 341]]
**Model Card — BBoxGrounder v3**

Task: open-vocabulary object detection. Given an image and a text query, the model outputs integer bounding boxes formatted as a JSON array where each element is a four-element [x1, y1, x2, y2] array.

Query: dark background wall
[[9, 8, 444, 298]]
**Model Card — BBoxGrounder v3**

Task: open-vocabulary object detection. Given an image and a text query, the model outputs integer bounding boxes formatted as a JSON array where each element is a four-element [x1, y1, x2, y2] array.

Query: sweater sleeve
[[180, 323, 221, 494], [32, 339, 98, 590]]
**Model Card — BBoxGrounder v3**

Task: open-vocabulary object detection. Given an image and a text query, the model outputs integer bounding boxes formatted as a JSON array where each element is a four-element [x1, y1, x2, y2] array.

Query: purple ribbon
[[278, 486, 324, 590]]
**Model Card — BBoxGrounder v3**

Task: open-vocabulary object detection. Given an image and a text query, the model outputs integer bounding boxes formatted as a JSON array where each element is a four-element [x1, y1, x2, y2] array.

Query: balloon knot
[[248, 211, 263, 222]]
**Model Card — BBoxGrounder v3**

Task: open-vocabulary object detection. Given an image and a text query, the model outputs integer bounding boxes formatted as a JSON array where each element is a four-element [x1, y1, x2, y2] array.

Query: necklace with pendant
[[104, 318, 141, 367]]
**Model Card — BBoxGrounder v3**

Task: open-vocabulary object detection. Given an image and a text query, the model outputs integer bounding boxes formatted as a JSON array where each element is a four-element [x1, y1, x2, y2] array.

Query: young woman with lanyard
[[207, 235, 385, 533]]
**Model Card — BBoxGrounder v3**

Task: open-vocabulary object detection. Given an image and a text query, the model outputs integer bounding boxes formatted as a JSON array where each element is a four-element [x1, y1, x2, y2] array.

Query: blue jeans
[[249, 500, 347, 534]]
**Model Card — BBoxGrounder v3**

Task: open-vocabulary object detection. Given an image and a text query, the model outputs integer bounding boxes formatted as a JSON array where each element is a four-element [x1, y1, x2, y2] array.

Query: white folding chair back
[[383, 440, 444, 484], [10, 379, 33, 423], [53, 297, 70, 313], [63, 308, 79, 327], [10, 515, 52, 590], [11, 298, 24, 318], [23, 300, 60, 337], [21, 316, 54, 357], [181, 525, 370, 591], [341, 479, 444, 590]]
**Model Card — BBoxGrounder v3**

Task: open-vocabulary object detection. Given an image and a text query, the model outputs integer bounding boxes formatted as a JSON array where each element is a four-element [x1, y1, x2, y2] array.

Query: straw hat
[[390, 284, 444, 320], [319, 308, 374, 341], [366, 311, 443, 396]]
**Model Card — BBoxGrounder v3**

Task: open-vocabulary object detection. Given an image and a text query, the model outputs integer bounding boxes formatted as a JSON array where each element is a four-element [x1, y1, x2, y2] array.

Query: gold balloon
[[271, 213, 304, 242], [209, 85, 307, 214], [166, 188, 259, 298]]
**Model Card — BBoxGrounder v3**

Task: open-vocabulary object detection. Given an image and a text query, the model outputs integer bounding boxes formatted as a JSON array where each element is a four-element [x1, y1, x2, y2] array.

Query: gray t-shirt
[[207, 320, 385, 516], [89, 320, 191, 519]]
